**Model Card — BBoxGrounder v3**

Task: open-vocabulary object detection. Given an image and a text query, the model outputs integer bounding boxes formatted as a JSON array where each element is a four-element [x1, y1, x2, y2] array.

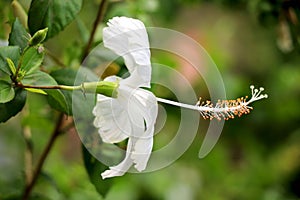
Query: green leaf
[[0, 88, 26, 123], [21, 70, 51, 85], [50, 68, 98, 115], [22, 71, 68, 114], [25, 88, 47, 95], [50, 69, 75, 115], [8, 18, 29, 52], [51, 68, 79, 86], [28, 0, 83, 39], [0, 46, 20, 75], [21, 47, 44, 75], [46, 89, 69, 114], [6, 58, 16, 76], [0, 80, 15, 103], [82, 145, 113, 198], [51, 67, 98, 85]]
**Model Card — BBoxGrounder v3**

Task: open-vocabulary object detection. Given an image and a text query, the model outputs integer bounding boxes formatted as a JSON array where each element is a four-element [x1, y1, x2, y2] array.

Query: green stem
[[16, 81, 118, 98], [17, 83, 82, 91]]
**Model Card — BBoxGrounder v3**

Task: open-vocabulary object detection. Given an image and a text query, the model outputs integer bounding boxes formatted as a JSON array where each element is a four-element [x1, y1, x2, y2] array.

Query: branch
[[21, 113, 65, 200], [81, 0, 108, 62], [23, 125, 33, 186]]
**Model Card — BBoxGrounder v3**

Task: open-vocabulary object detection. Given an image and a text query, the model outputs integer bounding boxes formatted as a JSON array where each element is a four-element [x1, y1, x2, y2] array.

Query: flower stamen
[[157, 85, 268, 120]]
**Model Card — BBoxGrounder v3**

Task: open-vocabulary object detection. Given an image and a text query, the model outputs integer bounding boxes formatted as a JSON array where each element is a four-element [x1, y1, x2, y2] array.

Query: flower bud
[[29, 28, 48, 46]]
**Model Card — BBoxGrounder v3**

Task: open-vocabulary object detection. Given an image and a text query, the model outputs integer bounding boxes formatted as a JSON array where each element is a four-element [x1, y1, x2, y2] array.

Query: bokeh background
[[1, 0, 300, 199]]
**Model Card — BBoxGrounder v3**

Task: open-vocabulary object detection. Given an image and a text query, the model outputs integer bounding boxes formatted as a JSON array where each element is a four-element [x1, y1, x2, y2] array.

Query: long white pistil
[[156, 85, 268, 120]]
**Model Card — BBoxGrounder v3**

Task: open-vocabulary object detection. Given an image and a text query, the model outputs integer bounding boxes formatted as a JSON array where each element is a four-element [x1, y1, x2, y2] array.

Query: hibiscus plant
[[0, 1, 268, 199]]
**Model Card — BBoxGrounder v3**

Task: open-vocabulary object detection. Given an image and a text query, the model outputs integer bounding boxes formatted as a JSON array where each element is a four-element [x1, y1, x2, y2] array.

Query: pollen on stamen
[[196, 85, 267, 120]]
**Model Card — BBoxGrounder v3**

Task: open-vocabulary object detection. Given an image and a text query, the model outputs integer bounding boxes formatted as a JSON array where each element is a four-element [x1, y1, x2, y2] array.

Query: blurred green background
[[1, 0, 300, 199]]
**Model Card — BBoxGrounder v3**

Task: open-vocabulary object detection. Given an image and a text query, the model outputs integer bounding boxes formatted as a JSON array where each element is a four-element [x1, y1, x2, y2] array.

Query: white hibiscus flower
[[93, 16, 158, 179], [93, 16, 268, 179]]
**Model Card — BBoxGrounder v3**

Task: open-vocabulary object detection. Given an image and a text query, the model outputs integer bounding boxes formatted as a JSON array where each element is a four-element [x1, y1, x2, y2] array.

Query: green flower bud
[[29, 28, 48, 46]]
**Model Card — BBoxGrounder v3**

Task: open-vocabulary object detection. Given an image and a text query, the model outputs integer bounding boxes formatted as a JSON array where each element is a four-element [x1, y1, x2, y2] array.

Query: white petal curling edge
[[103, 16, 151, 88]]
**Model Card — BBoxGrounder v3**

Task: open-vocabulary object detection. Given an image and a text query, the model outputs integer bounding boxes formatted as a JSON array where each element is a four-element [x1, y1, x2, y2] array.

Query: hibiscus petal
[[103, 16, 151, 88], [131, 131, 154, 171], [130, 88, 158, 131], [101, 138, 135, 179], [127, 88, 158, 171], [93, 94, 131, 143]]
